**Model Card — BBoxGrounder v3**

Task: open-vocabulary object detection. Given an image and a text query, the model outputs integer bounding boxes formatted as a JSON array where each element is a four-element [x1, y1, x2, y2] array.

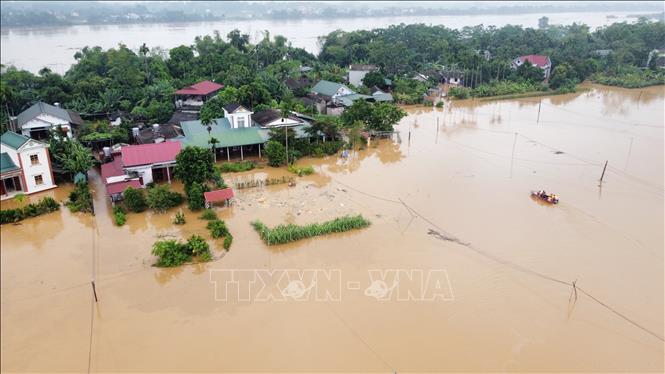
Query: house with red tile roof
[[174, 80, 224, 112], [100, 141, 181, 201], [511, 55, 552, 80]]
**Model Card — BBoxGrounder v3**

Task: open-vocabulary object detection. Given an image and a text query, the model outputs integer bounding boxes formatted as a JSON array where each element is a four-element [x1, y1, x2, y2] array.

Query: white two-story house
[[1, 131, 56, 199], [223, 103, 254, 128]]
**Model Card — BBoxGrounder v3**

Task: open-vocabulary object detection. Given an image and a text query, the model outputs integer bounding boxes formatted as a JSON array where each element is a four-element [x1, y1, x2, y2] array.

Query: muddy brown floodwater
[[1, 84, 663, 372]]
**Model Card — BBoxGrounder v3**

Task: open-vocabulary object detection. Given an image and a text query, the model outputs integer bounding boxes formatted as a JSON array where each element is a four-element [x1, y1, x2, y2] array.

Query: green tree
[[361, 70, 386, 88], [186, 182, 207, 211], [50, 138, 94, 176], [174, 146, 216, 187], [265, 141, 286, 167], [123, 187, 148, 213]]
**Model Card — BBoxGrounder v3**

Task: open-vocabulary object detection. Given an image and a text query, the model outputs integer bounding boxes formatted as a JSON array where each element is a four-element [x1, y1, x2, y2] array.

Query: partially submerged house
[[1, 131, 56, 200], [511, 55, 552, 80], [348, 64, 379, 86], [132, 123, 183, 144], [178, 103, 312, 161], [174, 80, 224, 112], [310, 80, 393, 115], [13, 102, 83, 140], [100, 141, 181, 200]]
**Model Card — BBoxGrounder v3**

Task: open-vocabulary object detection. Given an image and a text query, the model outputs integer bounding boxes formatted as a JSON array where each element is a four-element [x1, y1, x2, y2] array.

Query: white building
[[1, 131, 56, 200], [348, 64, 378, 87], [223, 104, 254, 128], [14, 101, 83, 140]]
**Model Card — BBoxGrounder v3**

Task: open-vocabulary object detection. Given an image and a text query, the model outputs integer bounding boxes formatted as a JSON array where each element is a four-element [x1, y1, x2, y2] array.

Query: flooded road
[[1, 84, 663, 372]]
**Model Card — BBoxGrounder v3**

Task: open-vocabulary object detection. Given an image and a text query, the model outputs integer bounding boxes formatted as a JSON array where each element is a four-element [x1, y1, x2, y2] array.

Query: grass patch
[[251, 214, 371, 245], [288, 164, 315, 176], [219, 161, 256, 173]]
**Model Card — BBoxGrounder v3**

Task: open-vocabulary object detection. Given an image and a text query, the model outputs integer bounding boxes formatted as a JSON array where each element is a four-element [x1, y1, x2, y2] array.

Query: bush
[[67, 182, 93, 213], [146, 184, 184, 213], [123, 187, 147, 213], [207, 219, 229, 238], [186, 182, 207, 211], [219, 161, 256, 173], [186, 234, 210, 257], [448, 87, 471, 99], [0, 197, 60, 224], [151, 234, 213, 267], [435, 101, 444, 108], [199, 209, 218, 220], [173, 211, 186, 225], [265, 141, 287, 167], [113, 205, 126, 226], [223, 234, 233, 251], [288, 165, 315, 176], [321, 140, 343, 155], [251, 214, 371, 245]]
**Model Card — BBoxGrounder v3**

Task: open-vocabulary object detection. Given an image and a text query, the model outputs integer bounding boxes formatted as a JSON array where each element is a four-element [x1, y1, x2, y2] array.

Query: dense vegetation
[[0, 197, 60, 224], [151, 234, 212, 267], [66, 181, 93, 213], [252, 214, 371, 245]]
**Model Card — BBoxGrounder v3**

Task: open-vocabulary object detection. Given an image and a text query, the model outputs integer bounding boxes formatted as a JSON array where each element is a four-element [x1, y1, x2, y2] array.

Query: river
[[1, 84, 663, 372], [0, 11, 651, 74]]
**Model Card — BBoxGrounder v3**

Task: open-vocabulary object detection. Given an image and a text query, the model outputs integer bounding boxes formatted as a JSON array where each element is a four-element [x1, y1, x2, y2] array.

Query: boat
[[531, 190, 559, 204]]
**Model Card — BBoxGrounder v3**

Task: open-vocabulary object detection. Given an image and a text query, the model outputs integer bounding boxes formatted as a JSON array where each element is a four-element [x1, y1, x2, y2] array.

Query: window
[[30, 154, 39, 165], [34, 175, 44, 185]]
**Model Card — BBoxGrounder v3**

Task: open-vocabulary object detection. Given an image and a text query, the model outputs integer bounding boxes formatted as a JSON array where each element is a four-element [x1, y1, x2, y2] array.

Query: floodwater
[[0, 11, 651, 73], [1, 84, 664, 372]]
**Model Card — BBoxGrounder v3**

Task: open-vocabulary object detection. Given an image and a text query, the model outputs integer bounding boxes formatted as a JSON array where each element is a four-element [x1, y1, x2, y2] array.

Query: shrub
[[151, 234, 213, 267], [186, 182, 207, 211], [321, 140, 343, 155], [265, 141, 286, 167], [288, 165, 315, 176], [251, 214, 371, 245], [67, 182, 93, 213], [223, 234, 233, 251], [146, 184, 184, 213], [123, 187, 147, 213], [436, 101, 444, 108], [199, 209, 218, 220], [186, 234, 210, 257], [0, 197, 60, 224], [207, 219, 229, 238], [173, 211, 186, 225], [219, 161, 256, 173], [449, 87, 471, 99], [113, 205, 126, 226], [151, 240, 190, 267]]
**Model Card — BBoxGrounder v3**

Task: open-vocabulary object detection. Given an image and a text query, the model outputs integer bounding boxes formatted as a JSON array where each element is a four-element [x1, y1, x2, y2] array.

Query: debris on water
[[427, 228, 470, 247], [553, 150, 564, 154]]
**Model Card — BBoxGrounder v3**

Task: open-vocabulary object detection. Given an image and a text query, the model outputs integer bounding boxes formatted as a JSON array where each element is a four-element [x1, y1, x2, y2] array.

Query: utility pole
[[510, 132, 518, 178], [284, 124, 289, 166], [599, 160, 608, 186], [536, 99, 542, 124]]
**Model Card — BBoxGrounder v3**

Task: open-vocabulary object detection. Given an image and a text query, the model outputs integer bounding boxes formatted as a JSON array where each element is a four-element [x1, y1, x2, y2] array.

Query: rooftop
[[120, 142, 182, 167], [15, 102, 83, 128], [311, 80, 347, 97], [349, 64, 378, 71], [1, 131, 31, 150], [101, 156, 125, 181], [223, 103, 245, 113], [174, 80, 224, 96], [0, 152, 20, 174], [518, 55, 550, 67], [204, 188, 234, 203], [106, 180, 142, 196]]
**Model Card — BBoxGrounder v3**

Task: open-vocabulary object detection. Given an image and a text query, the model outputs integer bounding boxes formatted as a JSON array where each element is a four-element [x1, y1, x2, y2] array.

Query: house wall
[[125, 165, 154, 186], [326, 106, 345, 116], [348, 70, 370, 87], [334, 86, 355, 98], [262, 118, 302, 128], [17, 144, 55, 194], [21, 114, 72, 138], [227, 108, 253, 129]]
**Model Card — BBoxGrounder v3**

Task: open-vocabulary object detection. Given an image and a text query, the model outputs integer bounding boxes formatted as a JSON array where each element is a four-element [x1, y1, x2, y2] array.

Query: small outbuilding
[[204, 188, 234, 208]]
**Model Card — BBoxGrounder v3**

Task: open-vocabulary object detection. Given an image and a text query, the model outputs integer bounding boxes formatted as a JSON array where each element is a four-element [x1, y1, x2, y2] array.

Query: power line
[[338, 181, 664, 343]]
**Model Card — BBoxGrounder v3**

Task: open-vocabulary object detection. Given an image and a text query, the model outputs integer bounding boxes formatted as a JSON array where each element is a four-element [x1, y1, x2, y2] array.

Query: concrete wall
[[348, 70, 369, 87]]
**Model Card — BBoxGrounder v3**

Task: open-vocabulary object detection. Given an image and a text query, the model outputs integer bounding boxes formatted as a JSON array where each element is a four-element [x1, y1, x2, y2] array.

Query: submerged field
[[1, 84, 663, 372]]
